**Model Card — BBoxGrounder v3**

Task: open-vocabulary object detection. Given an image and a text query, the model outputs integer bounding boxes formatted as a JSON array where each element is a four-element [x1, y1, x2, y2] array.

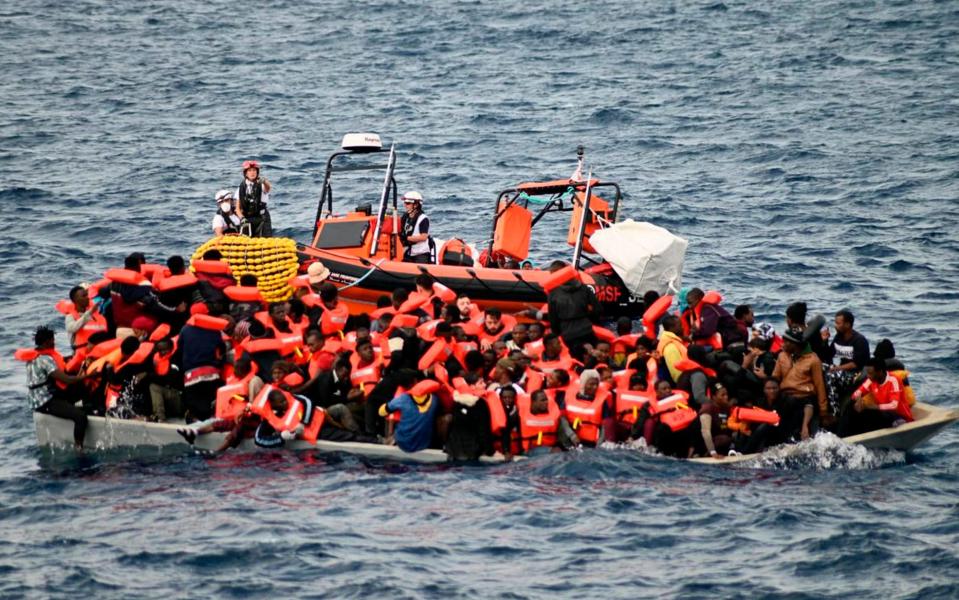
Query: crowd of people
[[19, 250, 916, 459]]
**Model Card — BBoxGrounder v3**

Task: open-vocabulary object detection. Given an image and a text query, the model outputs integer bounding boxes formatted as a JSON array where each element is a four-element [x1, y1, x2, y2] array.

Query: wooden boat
[[688, 402, 959, 465], [32, 412, 509, 464], [34, 402, 956, 466], [297, 134, 645, 318]]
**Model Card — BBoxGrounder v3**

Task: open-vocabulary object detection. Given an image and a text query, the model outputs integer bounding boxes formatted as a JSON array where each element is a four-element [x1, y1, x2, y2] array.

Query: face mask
[[219, 202, 232, 212]]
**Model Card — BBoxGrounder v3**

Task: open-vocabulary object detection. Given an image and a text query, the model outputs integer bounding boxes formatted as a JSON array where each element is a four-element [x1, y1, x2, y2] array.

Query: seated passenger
[[20, 326, 91, 449], [380, 378, 440, 452], [64, 285, 108, 351], [772, 327, 827, 441], [697, 383, 734, 458], [148, 337, 183, 421], [824, 309, 870, 416], [838, 357, 913, 436], [520, 389, 580, 455], [443, 378, 494, 462]]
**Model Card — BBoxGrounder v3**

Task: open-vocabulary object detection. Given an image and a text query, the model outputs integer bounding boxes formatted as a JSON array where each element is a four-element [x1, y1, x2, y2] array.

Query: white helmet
[[402, 190, 423, 204], [214, 189, 233, 203]]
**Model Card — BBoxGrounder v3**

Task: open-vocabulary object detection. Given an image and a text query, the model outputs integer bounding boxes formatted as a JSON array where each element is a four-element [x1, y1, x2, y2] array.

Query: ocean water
[[1, 1, 958, 597]]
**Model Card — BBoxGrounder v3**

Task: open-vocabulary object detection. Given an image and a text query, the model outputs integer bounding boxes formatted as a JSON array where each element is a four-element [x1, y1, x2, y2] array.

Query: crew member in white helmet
[[399, 191, 434, 264], [212, 189, 242, 237]]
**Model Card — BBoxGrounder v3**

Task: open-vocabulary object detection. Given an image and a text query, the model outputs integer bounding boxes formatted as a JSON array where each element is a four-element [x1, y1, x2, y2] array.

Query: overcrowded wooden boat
[[34, 401, 957, 465]]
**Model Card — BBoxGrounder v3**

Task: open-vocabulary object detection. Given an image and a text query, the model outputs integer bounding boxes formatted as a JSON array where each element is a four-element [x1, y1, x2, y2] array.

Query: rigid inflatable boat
[[297, 134, 678, 318]]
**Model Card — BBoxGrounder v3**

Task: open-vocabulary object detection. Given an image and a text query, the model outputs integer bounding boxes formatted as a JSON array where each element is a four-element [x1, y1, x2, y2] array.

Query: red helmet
[[242, 160, 260, 171]]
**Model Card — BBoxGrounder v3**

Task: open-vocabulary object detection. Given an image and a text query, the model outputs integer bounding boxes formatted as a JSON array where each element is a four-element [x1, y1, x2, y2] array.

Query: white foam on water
[[746, 431, 906, 471]]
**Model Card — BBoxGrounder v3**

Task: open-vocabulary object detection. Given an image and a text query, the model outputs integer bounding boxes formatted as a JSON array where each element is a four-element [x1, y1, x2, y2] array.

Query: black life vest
[[238, 179, 265, 216], [218, 208, 241, 234]]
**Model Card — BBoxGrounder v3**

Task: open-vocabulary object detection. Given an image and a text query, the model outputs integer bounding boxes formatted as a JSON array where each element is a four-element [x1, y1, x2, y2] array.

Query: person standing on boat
[[399, 191, 434, 264], [545, 260, 600, 361], [235, 160, 272, 237], [211, 189, 242, 237]]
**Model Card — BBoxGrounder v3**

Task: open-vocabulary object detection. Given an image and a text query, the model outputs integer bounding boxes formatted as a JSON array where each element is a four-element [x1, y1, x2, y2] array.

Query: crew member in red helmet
[[235, 160, 273, 237]]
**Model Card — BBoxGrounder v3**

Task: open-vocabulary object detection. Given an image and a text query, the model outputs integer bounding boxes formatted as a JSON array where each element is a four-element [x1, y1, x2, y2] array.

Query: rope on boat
[[191, 235, 299, 302], [338, 258, 386, 291]]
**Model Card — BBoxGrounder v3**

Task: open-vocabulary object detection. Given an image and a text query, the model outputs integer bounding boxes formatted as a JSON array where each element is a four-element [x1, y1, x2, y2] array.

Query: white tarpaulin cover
[[588, 219, 688, 296]]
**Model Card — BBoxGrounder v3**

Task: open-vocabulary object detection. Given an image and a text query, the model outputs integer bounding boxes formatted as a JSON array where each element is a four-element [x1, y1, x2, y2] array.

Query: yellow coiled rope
[[191, 235, 299, 303]]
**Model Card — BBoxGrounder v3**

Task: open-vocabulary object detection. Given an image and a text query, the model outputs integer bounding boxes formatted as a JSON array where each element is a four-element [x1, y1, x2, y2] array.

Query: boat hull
[[34, 403, 956, 466], [688, 402, 959, 465], [298, 246, 644, 318], [33, 412, 507, 464]]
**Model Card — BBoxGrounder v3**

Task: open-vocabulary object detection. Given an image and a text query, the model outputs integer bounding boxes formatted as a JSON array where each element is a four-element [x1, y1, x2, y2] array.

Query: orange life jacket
[[105, 268, 148, 286], [105, 342, 153, 410], [485, 391, 524, 456], [523, 338, 545, 360], [649, 390, 691, 415], [532, 352, 574, 374], [418, 338, 453, 371], [155, 273, 198, 292], [186, 314, 230, 331], [616, 388, 656, 425], [16, 348, 68, 390], [416, 319, 442, 342], [731, 406, 781, 426], [223, 285, 263, 303], [301, 406, 326, 443], [642, 295, 673, 340], [215, 368, 257, 420], [563, 388, 610, 444], [320, 302, 350, 335], [249, 384, 304, 433], [191, 259, 232, 276], [682, 291, 724, 350], [661, 407, 698, 432], [63, 306, 108, 349], [517, 393, 562, 451], [350, 353, 381, 394]]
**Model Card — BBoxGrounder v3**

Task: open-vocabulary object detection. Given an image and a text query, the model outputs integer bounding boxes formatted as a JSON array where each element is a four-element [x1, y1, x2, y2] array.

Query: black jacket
[[547, 278, 600, 345], [445, 398, 493, 461]]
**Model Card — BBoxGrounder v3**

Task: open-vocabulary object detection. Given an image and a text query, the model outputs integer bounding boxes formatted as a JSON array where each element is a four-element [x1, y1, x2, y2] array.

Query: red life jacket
[[563, 388, 610, 444], [517, 393, 562, 451]]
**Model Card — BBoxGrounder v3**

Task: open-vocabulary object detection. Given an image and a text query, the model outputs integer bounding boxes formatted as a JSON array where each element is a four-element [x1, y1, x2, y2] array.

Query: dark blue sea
[[2, 1, 958, 597]]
